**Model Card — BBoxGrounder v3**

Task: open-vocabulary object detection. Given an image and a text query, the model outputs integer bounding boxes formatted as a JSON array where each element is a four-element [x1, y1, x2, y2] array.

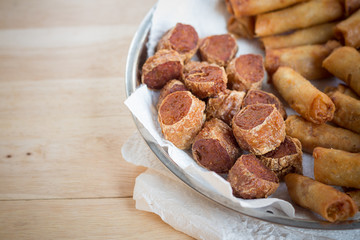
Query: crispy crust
[[157, 23, 199, 63], [158, 91, 206, 149], [206, 89, 246, 125], [141, 49, 184, 89], [232, 104, 286, 155], [184, 63, 228, 99], [192, 118, 241, 173], [228, 154, 279, 199], [226, 54, 264, 91], [259, 136, 303, 180], [199, 34, 238, 67]]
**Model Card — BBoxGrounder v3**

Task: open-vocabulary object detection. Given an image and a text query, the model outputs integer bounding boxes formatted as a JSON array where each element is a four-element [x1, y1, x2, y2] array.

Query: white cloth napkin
[[121, 132, 360, 240]]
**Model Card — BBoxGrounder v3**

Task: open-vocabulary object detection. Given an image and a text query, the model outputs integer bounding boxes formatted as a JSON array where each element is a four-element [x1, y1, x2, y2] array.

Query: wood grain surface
[[0, 0, 193, 239]]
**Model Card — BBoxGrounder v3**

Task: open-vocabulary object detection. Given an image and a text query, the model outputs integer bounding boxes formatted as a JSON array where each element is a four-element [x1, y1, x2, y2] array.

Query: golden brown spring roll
[[255, 0, 343, 37], [346, 189, 360, 210], [323, 46, 360, 96], [326, 89, 360, 133], [285, 173, 357, 222], [336, 84, 360, 99], [343, 0, 360, 16], [335, 8, 360, 48], [227, 15, 255, 39], [285, 115, 360, 153], [227, 0, 307, 17], [225, 0, 235, 15], [313, 147, 360, 189], [325, 84, 360, 100], [265, 40, 341, 80], [273, 67, 335, 124], [261, 22, 337, 50]]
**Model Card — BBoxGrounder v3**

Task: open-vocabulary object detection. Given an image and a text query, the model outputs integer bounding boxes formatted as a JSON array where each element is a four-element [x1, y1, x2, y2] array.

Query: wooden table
[[0, 1, 193, 239]]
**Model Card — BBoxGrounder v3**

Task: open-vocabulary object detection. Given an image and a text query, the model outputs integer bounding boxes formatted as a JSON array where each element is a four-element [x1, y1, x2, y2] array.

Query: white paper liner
[[124, 0, 346, 218]]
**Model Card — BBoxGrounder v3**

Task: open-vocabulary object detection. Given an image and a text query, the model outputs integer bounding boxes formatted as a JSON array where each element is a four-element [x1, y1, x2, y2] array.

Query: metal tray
[[125, 6, 360, 230]]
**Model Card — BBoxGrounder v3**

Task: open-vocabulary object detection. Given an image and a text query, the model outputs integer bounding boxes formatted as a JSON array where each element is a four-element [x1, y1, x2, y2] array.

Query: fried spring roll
[[326, 89, 360, 133], [265, 40, 340, 80], [343, 0, 360, 16], [273, 67, 335, 124], [335, 8, 360, 48], [227, 16, 255, 39], [285, 173, 357, 222], [346, 190, 360, 211], [313, 147, 360, 189], [323, 46, 360, 96], [325, 84, 360, 100], [255, 0, 343, 37], [285, 115, 360, 153], [227, 0, 307, 17], [261, 22, 337, 50]]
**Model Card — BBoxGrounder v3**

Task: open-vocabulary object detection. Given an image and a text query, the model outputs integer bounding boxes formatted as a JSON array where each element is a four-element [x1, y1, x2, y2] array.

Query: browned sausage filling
[[234, 104, 273, 130], [169, 23, 199, 54], [242, 155, 278, 183], [263, 137, 297, 158], [159, 91, 192, 125]]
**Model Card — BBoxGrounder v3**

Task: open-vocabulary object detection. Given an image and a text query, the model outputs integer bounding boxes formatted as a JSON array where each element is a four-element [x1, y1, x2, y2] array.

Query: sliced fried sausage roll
[[157, 23, 199, 63], [226, 54, 265, 91], [184, 62, 227, 99], [228, 154, 279, 199], [157, 79, 187, 109], [192, 118, 241, 173], [199, 33, 238, 67], [259, 136, 302, 180], [242, 89, 287, 119], [206, 89, 246, 125], [158, 91, 205, 149], [142, 49, 184, 90], [232, 103, 286, 155]]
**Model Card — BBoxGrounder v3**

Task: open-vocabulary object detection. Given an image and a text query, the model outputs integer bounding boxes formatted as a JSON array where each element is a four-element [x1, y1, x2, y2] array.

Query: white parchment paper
[[124, 0, 346, 218]]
